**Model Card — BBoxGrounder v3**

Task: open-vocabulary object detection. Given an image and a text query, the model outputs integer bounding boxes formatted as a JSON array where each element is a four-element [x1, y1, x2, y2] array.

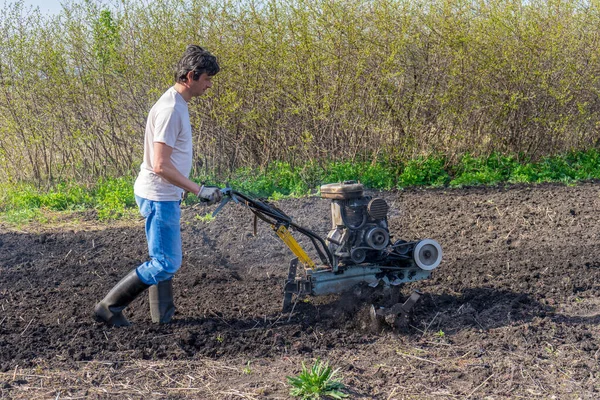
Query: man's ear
[[186, 70, 195, 83]]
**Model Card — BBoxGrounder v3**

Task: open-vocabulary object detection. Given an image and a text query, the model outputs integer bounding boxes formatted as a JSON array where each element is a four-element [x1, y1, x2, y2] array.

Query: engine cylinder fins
[[320, 181, 364, 200], [367, 198, 389, 220], [365, 227, 389, 250], [413, 239, 443, 271]]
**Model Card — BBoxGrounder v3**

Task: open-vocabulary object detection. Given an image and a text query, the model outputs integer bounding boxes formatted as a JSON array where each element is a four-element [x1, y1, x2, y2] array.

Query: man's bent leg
[[94, 269, 150, 327], [137, 200, 183, 284]]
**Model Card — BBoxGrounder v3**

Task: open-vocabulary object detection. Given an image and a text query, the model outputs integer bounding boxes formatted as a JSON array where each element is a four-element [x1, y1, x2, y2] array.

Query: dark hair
[[174, 45, 220, 82]]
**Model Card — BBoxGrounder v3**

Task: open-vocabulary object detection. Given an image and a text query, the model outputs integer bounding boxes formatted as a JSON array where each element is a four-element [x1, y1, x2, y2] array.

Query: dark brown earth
[[1, 182, 600, 399]]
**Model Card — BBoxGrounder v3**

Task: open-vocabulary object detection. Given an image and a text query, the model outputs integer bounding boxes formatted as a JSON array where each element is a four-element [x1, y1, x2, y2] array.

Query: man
[[94, 45, 222, 327]]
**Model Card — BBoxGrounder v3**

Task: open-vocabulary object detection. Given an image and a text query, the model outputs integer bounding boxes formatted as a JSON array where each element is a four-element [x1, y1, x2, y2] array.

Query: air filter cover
[[320, 181, 364, 199]]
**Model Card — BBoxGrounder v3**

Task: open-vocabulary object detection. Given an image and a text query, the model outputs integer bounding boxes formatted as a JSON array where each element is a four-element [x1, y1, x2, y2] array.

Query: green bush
[[40, 183, 93, 211], [509, 163, 539, 183], [93, 177, 136, 220], [0, 184, 42, 211], [398, 157, 449, 187], [450, 153, 515, 187]]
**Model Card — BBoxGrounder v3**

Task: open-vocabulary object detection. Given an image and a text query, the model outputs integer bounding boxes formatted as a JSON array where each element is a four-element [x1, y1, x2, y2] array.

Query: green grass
[[287, 359, 348, 399], [2, 149, 600, 225], [0, 177, 136, 225], [448, 150, 600, 187]]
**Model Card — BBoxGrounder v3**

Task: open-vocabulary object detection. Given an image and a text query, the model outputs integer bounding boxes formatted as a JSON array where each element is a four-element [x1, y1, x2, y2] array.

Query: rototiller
[[213, 181, 442, 327]]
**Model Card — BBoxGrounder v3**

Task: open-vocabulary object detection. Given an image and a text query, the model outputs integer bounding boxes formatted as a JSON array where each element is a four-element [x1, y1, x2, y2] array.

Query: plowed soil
[[1, 183, 600, 399]]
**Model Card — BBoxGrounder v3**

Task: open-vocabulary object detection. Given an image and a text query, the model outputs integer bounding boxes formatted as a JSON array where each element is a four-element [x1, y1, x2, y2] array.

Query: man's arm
[[152, 142, 201, 195]]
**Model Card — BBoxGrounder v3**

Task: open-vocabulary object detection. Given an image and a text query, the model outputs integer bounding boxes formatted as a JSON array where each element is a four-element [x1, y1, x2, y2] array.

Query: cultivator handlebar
[[212, 186, 333, 268]]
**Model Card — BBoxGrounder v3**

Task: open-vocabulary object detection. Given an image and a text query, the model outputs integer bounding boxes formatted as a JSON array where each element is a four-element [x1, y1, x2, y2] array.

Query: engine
[[321, 181, 442, 270]]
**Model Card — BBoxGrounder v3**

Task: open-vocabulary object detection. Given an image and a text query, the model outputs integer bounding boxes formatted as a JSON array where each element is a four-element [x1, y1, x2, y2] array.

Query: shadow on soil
[[163, 285, 567, 338]]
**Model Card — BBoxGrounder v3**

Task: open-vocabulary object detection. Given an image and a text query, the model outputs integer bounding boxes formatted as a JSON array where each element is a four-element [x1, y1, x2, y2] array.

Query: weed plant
[[287, 359, 348, 399]]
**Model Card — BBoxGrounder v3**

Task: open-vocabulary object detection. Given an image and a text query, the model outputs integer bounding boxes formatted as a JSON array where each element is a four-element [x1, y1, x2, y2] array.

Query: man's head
[[174, 45, 220, 99]]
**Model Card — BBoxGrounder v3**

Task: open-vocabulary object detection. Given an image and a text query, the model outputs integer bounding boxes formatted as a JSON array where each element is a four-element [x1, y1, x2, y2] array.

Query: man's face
[[190, 72, 213, 97]]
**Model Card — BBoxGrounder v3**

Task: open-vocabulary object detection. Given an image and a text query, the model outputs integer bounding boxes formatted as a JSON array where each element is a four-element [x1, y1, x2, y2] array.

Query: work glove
[[197, 185, 223, 205]]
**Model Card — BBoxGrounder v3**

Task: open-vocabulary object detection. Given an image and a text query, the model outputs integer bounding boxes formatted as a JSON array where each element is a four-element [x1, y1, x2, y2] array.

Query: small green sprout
[[195, 213, 215, 223], [242, 361, 252, 375], [269, 191, 286, 201], [545, 344, 558, 356]]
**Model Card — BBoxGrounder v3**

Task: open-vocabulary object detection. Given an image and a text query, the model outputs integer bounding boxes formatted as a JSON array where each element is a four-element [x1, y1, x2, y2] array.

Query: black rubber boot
[[149, 279, 176, 324], [94, 269, 150, 327]]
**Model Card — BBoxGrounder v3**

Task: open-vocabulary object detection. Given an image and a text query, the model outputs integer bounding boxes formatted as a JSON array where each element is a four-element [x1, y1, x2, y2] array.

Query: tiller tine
[[282, 258, 299, 312], [282, 258, 311, 312], [370, 290, 423, 330]]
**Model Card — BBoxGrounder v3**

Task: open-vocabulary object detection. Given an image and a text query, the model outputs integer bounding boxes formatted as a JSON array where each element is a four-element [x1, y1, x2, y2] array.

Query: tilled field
[[1, 182, 600, 399]]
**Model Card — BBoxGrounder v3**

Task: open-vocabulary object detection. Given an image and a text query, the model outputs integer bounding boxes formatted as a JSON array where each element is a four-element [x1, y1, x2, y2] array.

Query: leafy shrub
[[398, 157, 449, 187], [0, 184, 42, 211], [93, 177, 136, 220], [509, 163, 539, 183], [41, 183, 93, 210], [450, 153, 514, 186]]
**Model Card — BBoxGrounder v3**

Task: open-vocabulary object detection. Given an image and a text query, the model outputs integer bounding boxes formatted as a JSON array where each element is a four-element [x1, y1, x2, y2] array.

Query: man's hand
[[197, 186, 223, 205]]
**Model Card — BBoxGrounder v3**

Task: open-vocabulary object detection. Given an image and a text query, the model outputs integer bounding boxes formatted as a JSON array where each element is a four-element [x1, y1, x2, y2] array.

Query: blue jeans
[[134, 195, 182, 285]]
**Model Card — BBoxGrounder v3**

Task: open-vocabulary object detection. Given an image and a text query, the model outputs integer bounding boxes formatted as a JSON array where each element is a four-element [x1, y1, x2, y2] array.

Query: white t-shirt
[[134, 87, 193, 201]]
